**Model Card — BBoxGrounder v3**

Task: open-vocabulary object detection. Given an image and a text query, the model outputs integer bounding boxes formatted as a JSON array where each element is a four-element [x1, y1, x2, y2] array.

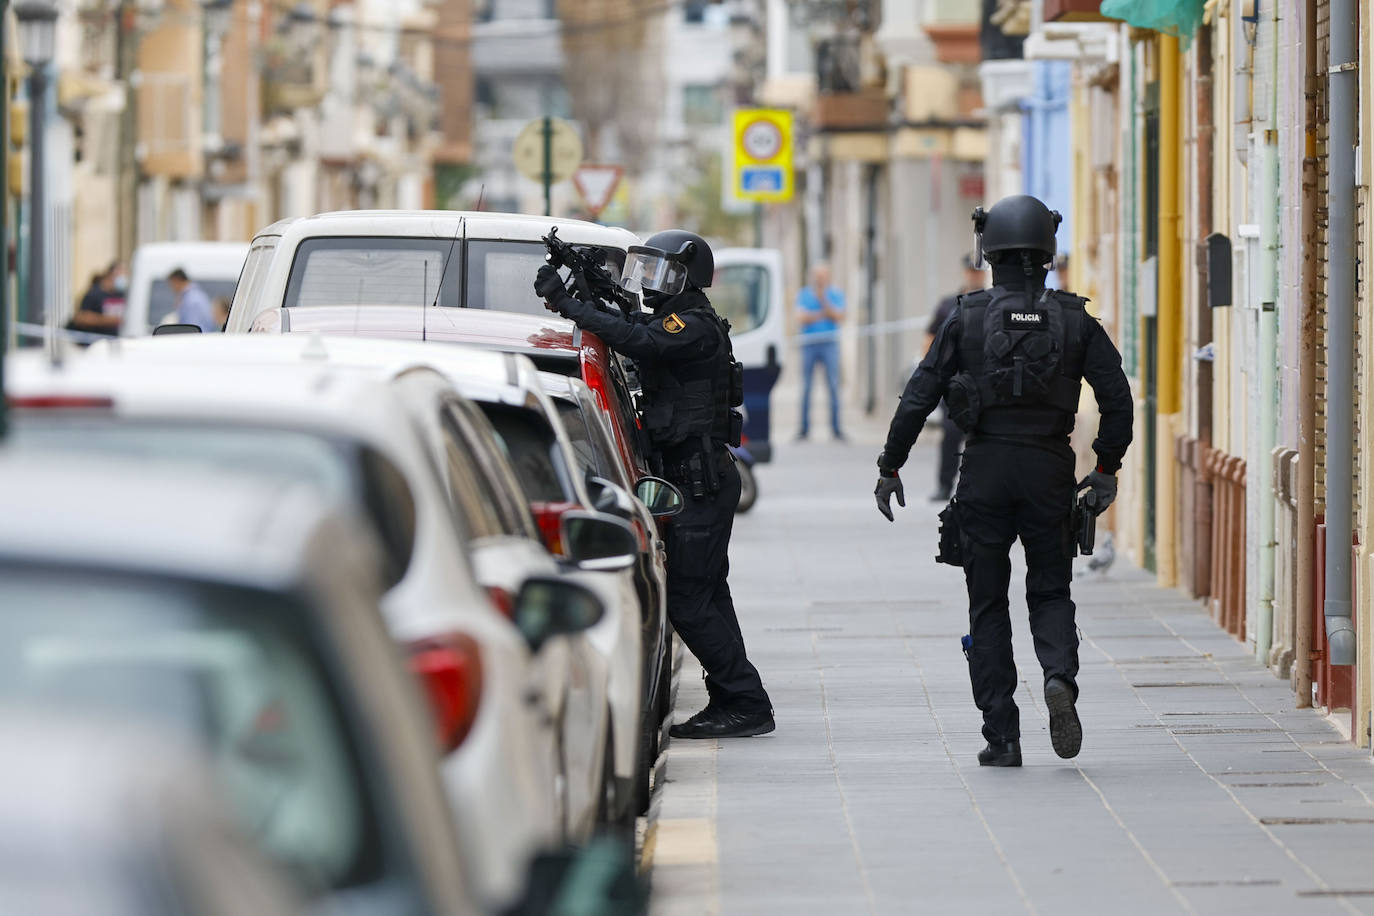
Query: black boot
[[977, 740, 1022, 767], [670, 706, 775, 739], [1044, 677, 1082, 759]]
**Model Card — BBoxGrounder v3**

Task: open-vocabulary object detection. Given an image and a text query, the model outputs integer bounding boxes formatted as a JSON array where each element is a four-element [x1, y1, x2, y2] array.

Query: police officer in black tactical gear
[[873, 195, 1132, 767], [535, 230, 775, 740]]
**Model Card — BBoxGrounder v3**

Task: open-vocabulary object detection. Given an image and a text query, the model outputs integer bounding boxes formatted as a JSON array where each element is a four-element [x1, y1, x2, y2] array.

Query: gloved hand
[[874, 470, 905, 522], [534, 265, 567, 303], [1078, 469, 1117, 514]]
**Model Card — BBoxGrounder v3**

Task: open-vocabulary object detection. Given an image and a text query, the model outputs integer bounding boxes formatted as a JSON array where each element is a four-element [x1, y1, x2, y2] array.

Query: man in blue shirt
[[168, 268, 218, 332], [795, 263, 845, 441]]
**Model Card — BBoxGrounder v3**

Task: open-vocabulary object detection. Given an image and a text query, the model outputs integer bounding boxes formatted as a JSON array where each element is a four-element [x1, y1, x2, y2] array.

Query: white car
[[0, 452, 488, 913], [221, 210, 638, 333], [4, 343, 621, 908], [123, 241, 249, 335]]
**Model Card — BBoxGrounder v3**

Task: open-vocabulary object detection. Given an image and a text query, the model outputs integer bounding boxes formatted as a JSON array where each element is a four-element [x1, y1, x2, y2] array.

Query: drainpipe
[[1255, 0, 1280, 663], [1294, 0, 1318, 706], [1156, 34, 1183, 588], [1324, 0, 1357, 666]]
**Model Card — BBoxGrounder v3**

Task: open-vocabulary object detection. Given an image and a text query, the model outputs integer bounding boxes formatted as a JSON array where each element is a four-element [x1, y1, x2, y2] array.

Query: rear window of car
[[0, 565, 384, 895], [466, 240, 625, 316], [477, 404, 569, 503], [283, 237, 463, 310], [8, 419, 415, 590]]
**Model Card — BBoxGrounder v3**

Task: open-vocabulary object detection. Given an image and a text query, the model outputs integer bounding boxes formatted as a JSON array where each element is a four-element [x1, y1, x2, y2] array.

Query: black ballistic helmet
[[633, 229, 714, 290], [973, 195, 1062, 264]]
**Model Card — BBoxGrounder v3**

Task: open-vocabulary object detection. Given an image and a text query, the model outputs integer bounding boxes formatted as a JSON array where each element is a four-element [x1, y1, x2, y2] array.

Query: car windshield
[[0, 565, 382, 895], [8, 419, 416, 590], [466, 240, 625, 316], [711, 263, 770, 334], [148, 279, 239, 327], [554, 400, 601, 477], [283, 237, 462, 309]]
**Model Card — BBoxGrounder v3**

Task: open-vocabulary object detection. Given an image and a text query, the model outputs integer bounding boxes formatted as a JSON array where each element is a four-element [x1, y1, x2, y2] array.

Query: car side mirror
[[586, 476, 634, 519], [152, 323, 202, 336], [561, 510, 637, 572], [514, 576, 605, 652], [635, 476, 684, 518]]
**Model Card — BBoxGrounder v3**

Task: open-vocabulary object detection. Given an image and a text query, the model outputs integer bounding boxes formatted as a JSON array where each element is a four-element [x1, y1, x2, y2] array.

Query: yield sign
[[572, 164, 624, 216]]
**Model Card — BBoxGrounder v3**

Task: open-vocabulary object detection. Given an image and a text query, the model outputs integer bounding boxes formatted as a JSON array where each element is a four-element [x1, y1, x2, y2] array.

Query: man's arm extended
[[877, 311, 961, 471]]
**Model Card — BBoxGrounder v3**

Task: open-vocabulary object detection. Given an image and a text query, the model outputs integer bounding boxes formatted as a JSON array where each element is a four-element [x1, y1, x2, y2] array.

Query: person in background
[[69, 263, 125, 336], [795, 263, 846, 442], [212, 297, 231, 331], [168, 268, 217, 333], [925, 254, 987, 502]]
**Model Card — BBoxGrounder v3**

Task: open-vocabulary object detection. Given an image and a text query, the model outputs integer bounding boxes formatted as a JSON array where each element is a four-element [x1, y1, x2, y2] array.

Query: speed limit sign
[[732, 109, 793, 203]]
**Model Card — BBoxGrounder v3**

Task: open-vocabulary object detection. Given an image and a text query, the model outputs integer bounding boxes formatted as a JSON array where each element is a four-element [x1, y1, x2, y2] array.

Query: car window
[[229, 238, 280, 326], [283, 237, 463, 309], [9, 419, 413, 591], [477, 404, 569, 503], [466, 240, 625, 316], [441, 399, 540, 540], [711, 263, 769, 334], [577, 393, 634, 489], [554, 400, 602, 477], [149, 278, 240, 328], [0, 566, 384, 896], [436, 412, 507, 540]]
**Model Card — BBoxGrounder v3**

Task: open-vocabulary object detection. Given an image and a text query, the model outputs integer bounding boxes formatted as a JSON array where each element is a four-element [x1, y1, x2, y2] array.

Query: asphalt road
[[646, 430, 1374, 916]]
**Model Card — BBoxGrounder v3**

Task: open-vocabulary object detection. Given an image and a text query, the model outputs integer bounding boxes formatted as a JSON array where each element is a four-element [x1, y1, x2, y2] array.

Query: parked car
[[123, 241, 248, 336], [222, 210, 638, 333], [5, 344, 620, 908], [0, 709, 303, 916], [538, 370, 680, 808], [0, 452, 508, 912], [235, 305, 679, 803]]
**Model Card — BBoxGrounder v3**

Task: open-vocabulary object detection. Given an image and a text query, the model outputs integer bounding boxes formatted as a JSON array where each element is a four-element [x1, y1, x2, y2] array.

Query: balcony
[[812, 88, 889, 131]]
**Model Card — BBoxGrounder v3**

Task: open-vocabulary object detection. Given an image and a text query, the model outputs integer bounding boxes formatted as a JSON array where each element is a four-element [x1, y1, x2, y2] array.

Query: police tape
[[786, 315, 934, 347]]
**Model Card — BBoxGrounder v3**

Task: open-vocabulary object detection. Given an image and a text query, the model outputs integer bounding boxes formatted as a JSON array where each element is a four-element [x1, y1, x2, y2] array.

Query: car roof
[[263, 210, 639, 249], [7, 341, 443, 443], [270, 305, 585, 362], [0, 449, 360, 591]]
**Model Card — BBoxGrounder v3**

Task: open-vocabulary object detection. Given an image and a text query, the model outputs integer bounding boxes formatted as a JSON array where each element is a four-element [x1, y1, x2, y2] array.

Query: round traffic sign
[[741, 118, 783, 161], [513, 117, 584, 184]]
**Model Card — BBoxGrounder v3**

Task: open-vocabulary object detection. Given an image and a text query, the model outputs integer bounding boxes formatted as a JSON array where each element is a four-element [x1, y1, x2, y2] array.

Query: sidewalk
[[644, 431, 1374, 916]]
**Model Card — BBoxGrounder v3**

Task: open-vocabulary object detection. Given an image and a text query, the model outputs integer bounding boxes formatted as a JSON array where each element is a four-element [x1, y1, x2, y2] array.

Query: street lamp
[[14, 0, 58, 358]]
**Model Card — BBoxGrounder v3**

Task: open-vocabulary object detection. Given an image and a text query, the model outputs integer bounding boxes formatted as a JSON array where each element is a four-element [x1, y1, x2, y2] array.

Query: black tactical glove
[[1078, 469, 1117, 514], [874, 468, 905, 522], [534, 265, 568, 307]]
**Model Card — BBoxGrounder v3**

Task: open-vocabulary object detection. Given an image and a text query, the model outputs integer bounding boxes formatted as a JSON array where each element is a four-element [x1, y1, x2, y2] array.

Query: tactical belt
[[975, 407, 1071, 438]]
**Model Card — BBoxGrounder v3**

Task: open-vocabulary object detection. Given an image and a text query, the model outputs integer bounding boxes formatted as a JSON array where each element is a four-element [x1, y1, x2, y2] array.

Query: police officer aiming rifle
[[873, 195, 1133, 766], [535, 231, 774, 740]]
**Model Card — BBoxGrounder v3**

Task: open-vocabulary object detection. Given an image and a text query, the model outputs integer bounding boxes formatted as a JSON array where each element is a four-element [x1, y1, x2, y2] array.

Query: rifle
[[542, 226, 639, 321]]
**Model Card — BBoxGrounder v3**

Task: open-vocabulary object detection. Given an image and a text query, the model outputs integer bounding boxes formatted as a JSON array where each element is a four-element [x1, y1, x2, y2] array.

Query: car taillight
[[531, 500, 579, 556], [408, 633, 483, 753], [7, 395, 114, 409], [485, 585, 515, 618]]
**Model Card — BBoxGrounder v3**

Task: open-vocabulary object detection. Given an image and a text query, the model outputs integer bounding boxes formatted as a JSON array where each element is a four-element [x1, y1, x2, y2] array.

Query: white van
[[122, 241, 249, 336], [712, 247, 786, 462]]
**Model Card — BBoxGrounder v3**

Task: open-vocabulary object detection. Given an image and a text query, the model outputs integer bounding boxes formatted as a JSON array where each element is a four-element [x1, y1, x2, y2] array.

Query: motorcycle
[[730, 441, 758, 514]]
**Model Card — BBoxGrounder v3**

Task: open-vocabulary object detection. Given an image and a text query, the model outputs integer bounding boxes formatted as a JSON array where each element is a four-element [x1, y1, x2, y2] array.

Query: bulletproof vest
[[637, 291, 743, 454], [945, 286, 1088, 438]]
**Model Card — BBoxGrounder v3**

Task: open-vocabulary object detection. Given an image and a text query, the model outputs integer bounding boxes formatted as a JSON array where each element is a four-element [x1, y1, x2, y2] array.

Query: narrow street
[[647, 428, 1374, 916]]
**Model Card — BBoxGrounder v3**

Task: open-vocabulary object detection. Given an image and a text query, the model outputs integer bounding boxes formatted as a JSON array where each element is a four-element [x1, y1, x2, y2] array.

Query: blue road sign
[[739, 167, 784, 193]]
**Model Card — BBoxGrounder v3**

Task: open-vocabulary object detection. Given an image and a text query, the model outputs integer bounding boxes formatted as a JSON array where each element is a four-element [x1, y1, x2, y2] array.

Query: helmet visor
[[620, 249, 688, 296]]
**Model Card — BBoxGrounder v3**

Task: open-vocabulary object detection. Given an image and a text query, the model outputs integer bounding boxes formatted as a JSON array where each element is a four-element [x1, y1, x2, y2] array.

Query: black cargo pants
[[663, 449, 771, 715], [954, 437, 1078, 744]]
